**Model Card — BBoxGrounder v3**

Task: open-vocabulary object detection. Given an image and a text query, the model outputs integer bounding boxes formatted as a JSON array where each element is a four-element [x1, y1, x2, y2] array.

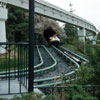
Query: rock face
[[35, 15, 67, 44]]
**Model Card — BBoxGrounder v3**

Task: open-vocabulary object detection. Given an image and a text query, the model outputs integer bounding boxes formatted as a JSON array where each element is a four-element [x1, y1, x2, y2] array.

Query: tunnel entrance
[[43, 27, 56, 43]]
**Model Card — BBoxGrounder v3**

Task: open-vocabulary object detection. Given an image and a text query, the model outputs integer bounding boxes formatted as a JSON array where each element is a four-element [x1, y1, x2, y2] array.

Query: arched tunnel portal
[[43, 27, 56, 43]]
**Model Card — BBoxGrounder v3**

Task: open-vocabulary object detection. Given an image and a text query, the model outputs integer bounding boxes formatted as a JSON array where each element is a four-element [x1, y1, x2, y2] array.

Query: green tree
[[63, 23, 86, 53], [97, 32, 100, 44], [64, 23, 78, 37], [74, 63, 94, 85], [64, 23, 78, 45], [61, 84, 98, 100], [6, 7, 29, 42], [86, 44, 100, 84], [97, 32, 100, 40]]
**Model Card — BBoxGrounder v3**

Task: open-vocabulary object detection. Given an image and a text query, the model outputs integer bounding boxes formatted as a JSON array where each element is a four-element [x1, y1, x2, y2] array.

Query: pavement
[[0, 79, 28, 99], [0, 79, 44, 99]]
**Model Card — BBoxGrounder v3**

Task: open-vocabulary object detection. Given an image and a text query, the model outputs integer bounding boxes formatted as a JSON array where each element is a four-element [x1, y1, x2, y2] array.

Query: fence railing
[[0, 42, 29, 95]]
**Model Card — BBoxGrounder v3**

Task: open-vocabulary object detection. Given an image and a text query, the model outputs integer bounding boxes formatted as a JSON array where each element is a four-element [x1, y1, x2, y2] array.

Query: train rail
[[34, 45, 89, 87], [59, 46, 89, 64], [34, 45, 43, 69], [0, 45, 86, 87], [34, 46, 80, 86], [34, 45, 57, 79]]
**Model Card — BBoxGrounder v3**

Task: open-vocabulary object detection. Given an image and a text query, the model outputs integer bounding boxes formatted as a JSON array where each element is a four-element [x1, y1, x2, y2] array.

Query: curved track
[[59, 46, 89, 63], [0, 45, 89, 87], [35, 46, 74, 83]]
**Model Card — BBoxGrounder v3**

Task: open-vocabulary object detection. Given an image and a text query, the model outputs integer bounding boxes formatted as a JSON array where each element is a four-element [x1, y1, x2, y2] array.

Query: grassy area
[[62, 43, 88, 58], [0, 58, 18, 71]]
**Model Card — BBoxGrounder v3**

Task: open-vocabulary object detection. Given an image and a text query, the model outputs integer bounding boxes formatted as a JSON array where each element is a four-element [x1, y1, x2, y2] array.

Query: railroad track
[[0, 45, 89, 87], [59, 46, 89, 64], [34, 45, 75, 84], [34, 46, 89, 87]]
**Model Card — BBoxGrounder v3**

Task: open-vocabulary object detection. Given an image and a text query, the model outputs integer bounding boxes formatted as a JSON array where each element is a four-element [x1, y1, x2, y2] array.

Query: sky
[[44, 0, 100, 31]]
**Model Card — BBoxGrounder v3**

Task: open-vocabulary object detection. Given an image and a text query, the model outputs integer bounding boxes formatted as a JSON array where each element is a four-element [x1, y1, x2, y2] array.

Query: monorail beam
[[0, 0, 97, 33]]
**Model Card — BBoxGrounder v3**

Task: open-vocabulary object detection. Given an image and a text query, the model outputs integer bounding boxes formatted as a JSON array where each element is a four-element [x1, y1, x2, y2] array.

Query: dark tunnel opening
[[43, 27, 56, 43]]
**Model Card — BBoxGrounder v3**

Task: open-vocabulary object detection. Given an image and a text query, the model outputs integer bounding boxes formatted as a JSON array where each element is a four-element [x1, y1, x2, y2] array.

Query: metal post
[[28, 0, 34, 92]]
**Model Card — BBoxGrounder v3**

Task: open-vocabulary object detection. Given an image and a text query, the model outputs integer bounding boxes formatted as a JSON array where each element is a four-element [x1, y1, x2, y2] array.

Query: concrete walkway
[[0, 79, 44, 99], [0, 79, 28, 99]]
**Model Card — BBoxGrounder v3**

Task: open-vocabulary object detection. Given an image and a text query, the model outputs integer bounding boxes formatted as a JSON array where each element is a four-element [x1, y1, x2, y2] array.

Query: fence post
[[28, 0, 35, 92]]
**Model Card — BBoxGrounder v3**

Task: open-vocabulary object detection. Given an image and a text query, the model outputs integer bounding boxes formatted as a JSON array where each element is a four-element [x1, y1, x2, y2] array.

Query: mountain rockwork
[[35, 15, 67, 44]]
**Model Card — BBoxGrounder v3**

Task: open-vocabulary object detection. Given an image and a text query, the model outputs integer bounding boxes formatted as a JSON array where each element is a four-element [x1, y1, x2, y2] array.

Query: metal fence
[[0, 42, 29, 95]]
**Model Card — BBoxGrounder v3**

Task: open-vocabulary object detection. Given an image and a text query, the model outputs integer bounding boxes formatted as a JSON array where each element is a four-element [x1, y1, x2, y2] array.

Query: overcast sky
[[44, 0, 100, 30]]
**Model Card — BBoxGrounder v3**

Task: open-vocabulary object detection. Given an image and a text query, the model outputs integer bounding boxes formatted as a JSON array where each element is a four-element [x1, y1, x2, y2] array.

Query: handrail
[[35, 85, 100, 88], [53, 46, 80, 68], [34, 46, 79, 83], [34, 71, 75, 83], [34, 45, 43, 69], [34, 45, 57, 73], [34, 79, 75, 88]]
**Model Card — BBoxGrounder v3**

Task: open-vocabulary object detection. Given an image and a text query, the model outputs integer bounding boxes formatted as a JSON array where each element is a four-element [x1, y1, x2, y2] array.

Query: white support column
[[78, 28, 86, 43], [92, 35, 97, 45], [0, 3, 8, 54]]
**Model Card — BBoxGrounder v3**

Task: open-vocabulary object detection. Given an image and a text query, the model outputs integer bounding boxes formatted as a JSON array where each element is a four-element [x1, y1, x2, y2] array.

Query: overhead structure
[[0, 0, 97, 33], [0, 0, 97, 47]]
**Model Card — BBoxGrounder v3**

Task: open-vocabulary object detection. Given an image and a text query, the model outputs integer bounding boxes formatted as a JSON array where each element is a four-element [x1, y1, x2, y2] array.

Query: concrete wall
[[0, 7, 8, 54]]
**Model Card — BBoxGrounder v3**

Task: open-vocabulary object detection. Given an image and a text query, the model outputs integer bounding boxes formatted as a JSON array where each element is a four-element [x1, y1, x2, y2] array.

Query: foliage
[[73, 95, 97, 100], [97, 32, 100, 40], [64, 23, 78, 44], [62, 40, 100, 99], [63, 23, 86, 54], [64, 37, 85, 54], [6, 7, 29, 42], [0, 58, 18, 71], [85, 44, 100, 84], [53, 74, 98, 100], [62, 22, 100, 99], [74, 63, 94, 85], [0, 93, 54, 100], [64, 23, 78, 37], [60, 84, 98, 100], [0, 89, 98, 100], [0, 99, 8, 100]]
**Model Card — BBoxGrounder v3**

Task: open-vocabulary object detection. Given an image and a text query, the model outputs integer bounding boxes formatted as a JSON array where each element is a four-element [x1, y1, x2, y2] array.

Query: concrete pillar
[[92, 35, 97, 45], [0, 4, 8, 54], [78, 28, 86, 43]]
